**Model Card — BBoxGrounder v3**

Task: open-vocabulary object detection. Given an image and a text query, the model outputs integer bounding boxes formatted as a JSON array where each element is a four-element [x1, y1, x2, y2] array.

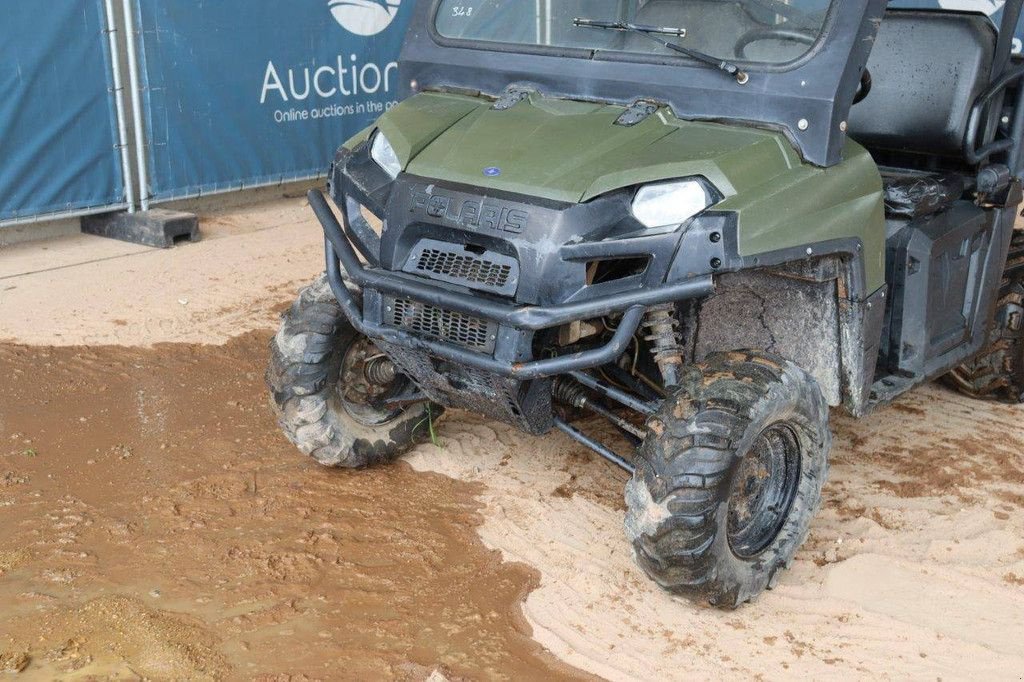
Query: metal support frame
[[567, 370, 658, 416], [103, 0, 136, 214], [578, 400, 645, 441], [145, 171, 328, 206], [122, 0, 150, 212], [312, 187, 715, 380], [554, 418, 635, 473]]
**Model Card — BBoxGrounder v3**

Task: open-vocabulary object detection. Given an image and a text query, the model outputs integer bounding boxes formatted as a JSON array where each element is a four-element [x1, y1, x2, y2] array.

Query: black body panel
[[873, 203, 1019, 404]]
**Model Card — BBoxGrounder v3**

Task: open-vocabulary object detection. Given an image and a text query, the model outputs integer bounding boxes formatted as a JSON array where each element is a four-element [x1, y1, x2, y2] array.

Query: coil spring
[[552, 377, 588, 408], [364, 356, 398, 385], [642, 304, 684, 385]]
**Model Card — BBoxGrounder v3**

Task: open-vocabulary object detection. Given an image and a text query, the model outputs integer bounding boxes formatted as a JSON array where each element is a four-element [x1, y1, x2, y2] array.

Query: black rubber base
[[81, 209, 199, 248]]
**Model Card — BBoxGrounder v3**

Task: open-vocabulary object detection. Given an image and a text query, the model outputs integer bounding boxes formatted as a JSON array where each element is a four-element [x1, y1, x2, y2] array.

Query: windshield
[[435, 0, 835, 65]]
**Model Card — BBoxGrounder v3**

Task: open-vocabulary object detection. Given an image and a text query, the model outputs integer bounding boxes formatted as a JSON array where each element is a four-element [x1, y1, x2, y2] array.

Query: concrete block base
[[82, 209, 200, 248]]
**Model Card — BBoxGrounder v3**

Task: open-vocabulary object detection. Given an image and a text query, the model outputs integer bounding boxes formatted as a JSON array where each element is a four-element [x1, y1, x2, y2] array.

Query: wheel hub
[[337, 338, 404, 426], [727, 423, 802, 559]]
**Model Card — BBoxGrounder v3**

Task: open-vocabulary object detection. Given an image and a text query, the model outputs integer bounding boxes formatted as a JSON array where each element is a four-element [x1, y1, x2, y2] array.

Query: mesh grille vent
[[389, 298, 495, 352], [415, 249, 513, 288]]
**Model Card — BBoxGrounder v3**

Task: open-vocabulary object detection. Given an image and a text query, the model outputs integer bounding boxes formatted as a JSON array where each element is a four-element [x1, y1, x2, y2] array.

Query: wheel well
[[679, 260, 847, 407]]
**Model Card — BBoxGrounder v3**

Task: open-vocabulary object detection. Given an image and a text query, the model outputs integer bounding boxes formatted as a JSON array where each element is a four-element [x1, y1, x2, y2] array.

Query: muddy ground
[[1, 197, 1023, 680], [0, 333, 584, 680]]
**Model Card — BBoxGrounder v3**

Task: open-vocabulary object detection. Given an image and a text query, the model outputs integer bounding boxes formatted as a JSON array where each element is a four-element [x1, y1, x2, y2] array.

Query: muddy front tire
[[267, 274, 441, 468], [947, 230, 1024, 403], [625, 351, 830, 608]]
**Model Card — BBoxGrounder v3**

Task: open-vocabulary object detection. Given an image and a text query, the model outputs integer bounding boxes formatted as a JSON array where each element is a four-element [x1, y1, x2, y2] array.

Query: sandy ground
[[0, 198, 322, 347], [1, 196, 1023, 680]]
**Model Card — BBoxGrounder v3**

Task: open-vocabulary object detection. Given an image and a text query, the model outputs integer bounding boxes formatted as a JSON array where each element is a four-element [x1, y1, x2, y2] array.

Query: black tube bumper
[[310, 189, 714, 380]]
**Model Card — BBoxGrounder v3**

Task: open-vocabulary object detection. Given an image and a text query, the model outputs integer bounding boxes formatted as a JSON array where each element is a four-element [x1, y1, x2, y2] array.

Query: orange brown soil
[[0, 334, 587, 681]]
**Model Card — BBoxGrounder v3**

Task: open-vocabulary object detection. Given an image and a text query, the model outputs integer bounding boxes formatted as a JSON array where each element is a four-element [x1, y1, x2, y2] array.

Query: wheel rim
[[727, 423, 802, 559], [336, 338, 406, 426]]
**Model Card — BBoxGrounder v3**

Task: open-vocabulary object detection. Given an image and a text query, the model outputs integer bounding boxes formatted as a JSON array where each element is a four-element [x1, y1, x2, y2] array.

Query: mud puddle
[[0, 333, 587, 680]]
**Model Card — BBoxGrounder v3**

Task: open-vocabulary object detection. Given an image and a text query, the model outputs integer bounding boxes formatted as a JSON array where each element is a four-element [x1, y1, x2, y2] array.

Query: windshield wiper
[[573, 18, 687, 38], [573, 17, 749, 84]]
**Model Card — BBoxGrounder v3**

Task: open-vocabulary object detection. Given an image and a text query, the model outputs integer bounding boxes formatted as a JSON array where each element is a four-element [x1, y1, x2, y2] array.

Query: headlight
[[370, 131, 401, 179], [631, 179, 715, 229]]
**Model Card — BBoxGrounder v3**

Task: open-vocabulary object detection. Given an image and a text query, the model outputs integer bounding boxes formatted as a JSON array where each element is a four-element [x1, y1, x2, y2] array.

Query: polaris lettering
[[411, 189, 529, 234]]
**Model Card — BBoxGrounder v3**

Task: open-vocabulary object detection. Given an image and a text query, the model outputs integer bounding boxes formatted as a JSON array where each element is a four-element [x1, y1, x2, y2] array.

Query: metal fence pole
[[103, 0, 136, 214], [121, 0, 150, 212]]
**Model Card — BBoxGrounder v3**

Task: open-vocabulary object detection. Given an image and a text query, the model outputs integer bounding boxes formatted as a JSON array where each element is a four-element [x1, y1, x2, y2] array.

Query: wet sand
[[2, 198, 1022, 679], [0, 333, 586, 680]]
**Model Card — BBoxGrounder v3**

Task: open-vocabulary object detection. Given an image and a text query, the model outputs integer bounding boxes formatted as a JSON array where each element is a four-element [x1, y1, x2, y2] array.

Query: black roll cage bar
[[962, 0, 1024, 174]]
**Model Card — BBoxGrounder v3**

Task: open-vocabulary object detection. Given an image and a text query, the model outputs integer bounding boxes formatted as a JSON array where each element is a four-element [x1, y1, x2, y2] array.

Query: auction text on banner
[[133, 0, 409, 201]]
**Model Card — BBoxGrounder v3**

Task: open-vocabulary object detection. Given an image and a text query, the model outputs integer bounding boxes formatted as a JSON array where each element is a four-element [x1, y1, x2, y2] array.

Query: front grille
[[402, 238, 519, 296], [387, 297, 497, 352], [416, 248, 513, 289]]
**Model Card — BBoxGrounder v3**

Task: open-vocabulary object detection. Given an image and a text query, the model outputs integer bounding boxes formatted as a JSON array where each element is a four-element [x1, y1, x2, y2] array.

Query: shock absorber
[[642, 304, 684, 387]]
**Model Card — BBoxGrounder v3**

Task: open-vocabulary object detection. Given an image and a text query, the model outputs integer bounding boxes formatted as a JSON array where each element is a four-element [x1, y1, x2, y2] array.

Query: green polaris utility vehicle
[[269, 0, 1024, 607]]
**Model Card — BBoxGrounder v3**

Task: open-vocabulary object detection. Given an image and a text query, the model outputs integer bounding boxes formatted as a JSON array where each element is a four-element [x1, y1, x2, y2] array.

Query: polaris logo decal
[[329, 0, 402, 37], [411, 187, 529, 234], [483, 167, 502, 177]]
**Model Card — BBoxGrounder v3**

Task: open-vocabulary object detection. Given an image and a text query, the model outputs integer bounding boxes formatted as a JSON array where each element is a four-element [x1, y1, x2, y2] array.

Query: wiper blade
[[573, 17, 749, 84], [573, 17, 686, 38]]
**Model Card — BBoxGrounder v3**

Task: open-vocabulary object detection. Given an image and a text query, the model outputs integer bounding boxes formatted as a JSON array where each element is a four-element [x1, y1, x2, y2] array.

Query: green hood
[[375, 91, 799, 204], [360, 90, 886, 292]]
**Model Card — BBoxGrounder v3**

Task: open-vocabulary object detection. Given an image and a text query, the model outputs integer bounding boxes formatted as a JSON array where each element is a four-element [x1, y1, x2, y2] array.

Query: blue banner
[[133, 0, 411, 201], [0, 1, 124, 223], [128, 0, 1020, 203]]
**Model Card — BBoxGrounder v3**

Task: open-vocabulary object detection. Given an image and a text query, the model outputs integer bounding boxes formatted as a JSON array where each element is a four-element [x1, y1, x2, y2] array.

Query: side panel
[[872, 203, 1019, 405], [719, 139, 887, 294]]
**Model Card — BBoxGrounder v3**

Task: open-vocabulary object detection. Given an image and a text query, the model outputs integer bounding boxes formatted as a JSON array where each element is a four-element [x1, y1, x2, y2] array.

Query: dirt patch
[[0, 198, 324, 348], [3, 596, 226, 679], [0, 549, 30, 576], [407, 386, 1024, 680], [0, 334, 586, 681]]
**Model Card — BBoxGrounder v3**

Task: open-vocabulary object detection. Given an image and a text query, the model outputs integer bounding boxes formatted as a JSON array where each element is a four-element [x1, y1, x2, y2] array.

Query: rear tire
[[267, 274, 442, 468], [624, 351, 831, 608], [947, 230, 1024, 404]]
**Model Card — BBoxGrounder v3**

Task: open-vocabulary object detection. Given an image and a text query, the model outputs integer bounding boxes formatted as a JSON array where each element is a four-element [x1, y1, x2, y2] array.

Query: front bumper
[[310, 188, 714, 380]]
